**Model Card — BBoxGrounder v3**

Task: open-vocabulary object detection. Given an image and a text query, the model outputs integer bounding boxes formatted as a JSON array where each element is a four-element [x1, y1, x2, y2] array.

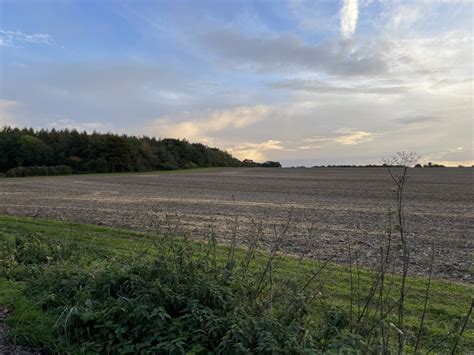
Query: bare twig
[[383, 152, 418, 354]]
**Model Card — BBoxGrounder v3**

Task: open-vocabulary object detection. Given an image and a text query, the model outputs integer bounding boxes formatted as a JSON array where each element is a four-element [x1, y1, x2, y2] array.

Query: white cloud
[[340, 0, 359, 38], [0, 30, 52, 46], [149, 105, 271, 141], [387, 4, 420, 31]]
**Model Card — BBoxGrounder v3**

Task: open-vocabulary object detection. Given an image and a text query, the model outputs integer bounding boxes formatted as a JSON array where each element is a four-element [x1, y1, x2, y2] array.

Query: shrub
[[47, 165, 72, 175], [183, 161, 198, 169], [0, 172, 5, 178], [36, 166, 50, 176], [261, 161, 282, 168], [5, 165, 73, 178], [6, 167, 25, 177]]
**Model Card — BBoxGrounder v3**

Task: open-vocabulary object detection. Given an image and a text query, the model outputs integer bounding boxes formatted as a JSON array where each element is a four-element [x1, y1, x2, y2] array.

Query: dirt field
[[0, 167, 472, 282]]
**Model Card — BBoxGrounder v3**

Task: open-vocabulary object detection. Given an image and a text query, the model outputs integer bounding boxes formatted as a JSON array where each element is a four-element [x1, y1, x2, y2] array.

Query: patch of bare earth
[[0, 167, 472, 282]]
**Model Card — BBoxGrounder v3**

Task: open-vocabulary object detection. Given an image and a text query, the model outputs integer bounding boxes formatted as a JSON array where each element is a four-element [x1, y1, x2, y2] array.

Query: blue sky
[[0, 0, 472, 166]]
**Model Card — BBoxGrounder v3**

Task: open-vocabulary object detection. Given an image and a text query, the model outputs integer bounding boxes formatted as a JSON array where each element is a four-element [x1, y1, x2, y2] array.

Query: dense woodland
[[0, 127, 281, 176]]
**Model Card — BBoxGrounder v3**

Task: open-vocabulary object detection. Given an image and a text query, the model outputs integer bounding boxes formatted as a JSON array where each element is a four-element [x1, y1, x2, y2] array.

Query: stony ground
[[0, 167, 472, 282]]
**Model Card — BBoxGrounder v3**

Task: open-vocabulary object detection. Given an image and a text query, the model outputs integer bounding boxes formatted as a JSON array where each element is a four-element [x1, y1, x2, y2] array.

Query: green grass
[[0, 215, 472, 353], [75, 166, 222, 177], [0, 279, 56, 348], [1, 167, 221, 179]]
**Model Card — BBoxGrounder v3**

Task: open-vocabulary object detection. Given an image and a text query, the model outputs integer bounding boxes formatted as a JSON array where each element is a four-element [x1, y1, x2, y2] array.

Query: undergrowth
[[1, 232, 368, 354], [0, 220, 472, 354]]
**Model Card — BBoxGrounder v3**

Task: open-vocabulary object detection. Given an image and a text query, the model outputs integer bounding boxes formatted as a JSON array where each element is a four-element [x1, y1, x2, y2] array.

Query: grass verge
[[0, 215, 472, 353]]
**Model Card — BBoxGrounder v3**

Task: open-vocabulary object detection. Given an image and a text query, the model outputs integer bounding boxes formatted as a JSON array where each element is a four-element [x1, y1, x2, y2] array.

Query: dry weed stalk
[[383, 152, 418, 354]]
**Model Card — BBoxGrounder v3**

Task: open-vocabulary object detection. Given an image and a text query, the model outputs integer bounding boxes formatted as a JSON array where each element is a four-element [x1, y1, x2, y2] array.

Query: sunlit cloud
[[424, 160, 474, 167], [149, 106, 271, 142], [420, 146, 473, 167], [296, 144, 321, 150], [340, 0, 358, 38], [334, 130, 377, 145], [226, 140, 285, 161]]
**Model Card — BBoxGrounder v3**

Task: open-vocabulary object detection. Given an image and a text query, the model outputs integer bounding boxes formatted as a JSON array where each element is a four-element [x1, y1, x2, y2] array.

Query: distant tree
[[0, 127, 244, 175], [18, 135, 52, 166], [242, 159, 259, 167], [423, 162, 445, 168], [261, 161, 282, 168]]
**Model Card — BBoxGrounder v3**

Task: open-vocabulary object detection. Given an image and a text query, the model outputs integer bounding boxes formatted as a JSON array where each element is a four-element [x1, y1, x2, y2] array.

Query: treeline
[[296, 164, 451, 168], [0, 127, 250, 176], [241, 159, 282, 168]]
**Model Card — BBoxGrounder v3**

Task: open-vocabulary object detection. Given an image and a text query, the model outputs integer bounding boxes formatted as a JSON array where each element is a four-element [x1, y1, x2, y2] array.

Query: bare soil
[[0, 167, 472, 282]]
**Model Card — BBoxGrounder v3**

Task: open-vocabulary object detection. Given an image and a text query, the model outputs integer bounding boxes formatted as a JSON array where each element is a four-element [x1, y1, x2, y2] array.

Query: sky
[[0, 0, 472, 166]]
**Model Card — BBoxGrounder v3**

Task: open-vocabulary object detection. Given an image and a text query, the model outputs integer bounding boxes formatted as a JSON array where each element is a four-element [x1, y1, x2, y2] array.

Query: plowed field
[[1, 167, 472, 282]]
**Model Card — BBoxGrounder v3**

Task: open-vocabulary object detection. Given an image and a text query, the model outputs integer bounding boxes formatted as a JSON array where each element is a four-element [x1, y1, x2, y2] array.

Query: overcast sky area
[[0, 0, 472, 166]]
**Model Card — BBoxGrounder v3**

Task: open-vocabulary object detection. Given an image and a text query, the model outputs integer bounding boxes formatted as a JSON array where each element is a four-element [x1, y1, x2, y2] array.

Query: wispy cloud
[[334, 130, 377, 145], [0, 30, 52, 46], [340, 0, 358, 38], [296, 144, 321, 150], [149, 106, 271, 142]]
